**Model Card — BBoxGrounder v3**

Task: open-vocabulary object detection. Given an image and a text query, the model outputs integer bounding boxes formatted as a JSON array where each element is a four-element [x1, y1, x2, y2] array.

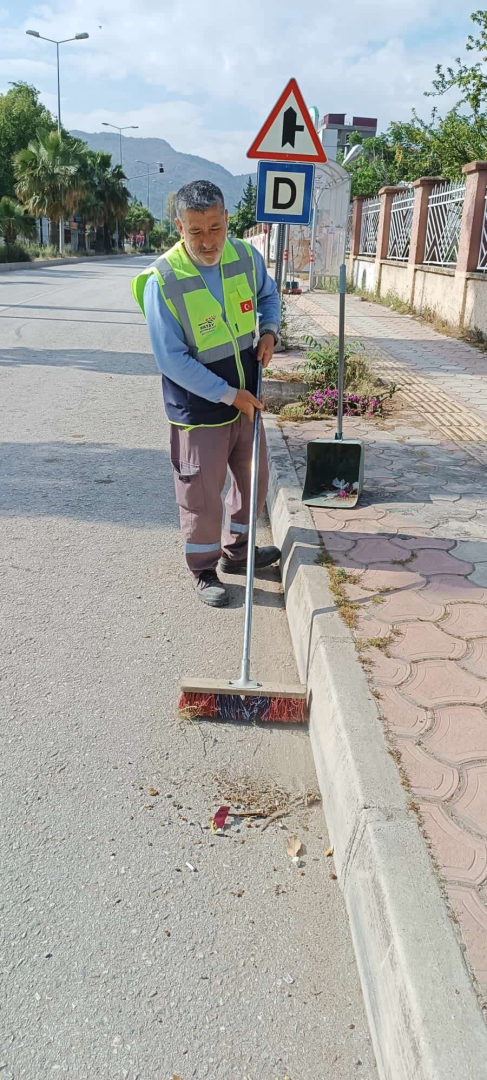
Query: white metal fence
[[424, 180, 466, 267], [359, 197, 380, 256], [387, 188, 414, 261], [478, 192, 487, 271], [345, 203, 353, 254]]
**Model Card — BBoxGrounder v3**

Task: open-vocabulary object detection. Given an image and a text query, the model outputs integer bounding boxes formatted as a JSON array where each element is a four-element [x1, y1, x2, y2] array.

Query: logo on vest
[[198, 314, 217, 336], [240, 299, 253, 314]]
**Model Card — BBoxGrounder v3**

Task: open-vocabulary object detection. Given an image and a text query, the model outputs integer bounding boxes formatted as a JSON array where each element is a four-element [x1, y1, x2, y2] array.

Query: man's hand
[[256, 332, 276, 369], [234, 388, 264, 423]]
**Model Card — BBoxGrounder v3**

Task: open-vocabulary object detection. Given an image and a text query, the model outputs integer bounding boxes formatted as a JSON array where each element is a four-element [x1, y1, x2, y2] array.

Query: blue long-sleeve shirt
[[143, 242, 280, 407]]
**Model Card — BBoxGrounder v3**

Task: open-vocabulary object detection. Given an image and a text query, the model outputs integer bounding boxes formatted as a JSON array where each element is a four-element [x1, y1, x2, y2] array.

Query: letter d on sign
[[272, 178, 296, 211]]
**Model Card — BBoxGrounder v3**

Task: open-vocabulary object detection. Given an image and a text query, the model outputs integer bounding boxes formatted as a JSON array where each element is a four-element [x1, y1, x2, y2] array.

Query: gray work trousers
[[170, 415, 269, 576]]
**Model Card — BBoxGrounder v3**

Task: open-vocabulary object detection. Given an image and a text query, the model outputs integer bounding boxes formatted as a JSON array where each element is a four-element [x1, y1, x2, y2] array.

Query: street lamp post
[[102, 123, 138, 250], [136, 161, 164, 210], [102, 122, 139, 167], [152, 181, 164, 223], [26, 29, 89, 253]]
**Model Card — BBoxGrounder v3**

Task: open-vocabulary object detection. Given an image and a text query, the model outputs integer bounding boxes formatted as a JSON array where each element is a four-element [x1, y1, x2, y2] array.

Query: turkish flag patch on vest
[[240, 299, 253, 313]]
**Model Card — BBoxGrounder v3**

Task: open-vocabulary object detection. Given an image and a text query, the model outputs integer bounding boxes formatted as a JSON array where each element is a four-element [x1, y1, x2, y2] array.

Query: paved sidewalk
[[280, 291, 487, 1011], [288, 292, 487, 466]]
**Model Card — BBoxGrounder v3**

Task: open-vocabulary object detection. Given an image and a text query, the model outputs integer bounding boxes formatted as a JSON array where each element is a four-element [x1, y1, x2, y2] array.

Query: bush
[[302, 335, 371, 391], [0, 243, 31, 262]]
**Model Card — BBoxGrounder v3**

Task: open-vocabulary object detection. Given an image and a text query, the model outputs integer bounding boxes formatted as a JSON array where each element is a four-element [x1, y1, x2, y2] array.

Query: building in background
[[318, 113, 377, 160]]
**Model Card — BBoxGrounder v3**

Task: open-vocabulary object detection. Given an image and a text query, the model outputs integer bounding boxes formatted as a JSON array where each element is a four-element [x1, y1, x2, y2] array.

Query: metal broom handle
[[239, 360, 263, 686]]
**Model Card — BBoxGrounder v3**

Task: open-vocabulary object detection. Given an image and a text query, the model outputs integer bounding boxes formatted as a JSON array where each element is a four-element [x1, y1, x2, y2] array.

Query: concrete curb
[[0, 253, 135, 274], [264, 415, 487, 1080]]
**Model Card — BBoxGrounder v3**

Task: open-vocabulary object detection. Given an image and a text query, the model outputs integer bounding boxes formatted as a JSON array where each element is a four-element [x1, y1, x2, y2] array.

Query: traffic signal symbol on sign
[[256, 161, 314, 225], [247, 78, 327, 163]]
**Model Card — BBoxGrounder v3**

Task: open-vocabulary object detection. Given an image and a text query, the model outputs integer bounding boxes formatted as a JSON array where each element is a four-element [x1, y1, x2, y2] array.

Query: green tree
[[0, 196, 36, 251], [0, 82, 56, 199], [14, 129, 85, 248], [125, 200, 155, 248], [228, 176, 256, 237], [343, 12, 487, 197], [149, 221, 178, 252], [426, 9, 487, 115], [78, 150, 130, 252]]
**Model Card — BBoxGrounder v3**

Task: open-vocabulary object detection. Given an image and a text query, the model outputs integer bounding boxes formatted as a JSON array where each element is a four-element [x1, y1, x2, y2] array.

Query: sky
[[0, 0, 475, 175]]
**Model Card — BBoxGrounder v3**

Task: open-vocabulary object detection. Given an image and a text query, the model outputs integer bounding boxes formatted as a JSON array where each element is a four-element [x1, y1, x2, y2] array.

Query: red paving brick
[[281, 290, 487, 997]]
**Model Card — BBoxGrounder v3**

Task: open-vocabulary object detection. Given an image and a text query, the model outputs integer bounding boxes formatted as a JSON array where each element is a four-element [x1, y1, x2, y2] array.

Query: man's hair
[[175, 180, 225, 218]]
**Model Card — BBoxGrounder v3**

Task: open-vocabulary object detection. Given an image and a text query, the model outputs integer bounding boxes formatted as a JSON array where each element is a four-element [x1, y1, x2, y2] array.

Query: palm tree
[[14, 130, 85, 251], [125, 200, 155, 250], [78, 151, 130, 253], [0, 196, 37, 253]]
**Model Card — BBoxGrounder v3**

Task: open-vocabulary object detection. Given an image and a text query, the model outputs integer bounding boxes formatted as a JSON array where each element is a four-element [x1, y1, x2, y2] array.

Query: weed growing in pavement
[[390, 550, 416, 566], [316, 547, 359, 629]]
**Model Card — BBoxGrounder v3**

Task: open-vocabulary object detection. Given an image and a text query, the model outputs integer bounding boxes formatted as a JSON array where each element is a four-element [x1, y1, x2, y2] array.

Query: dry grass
[[316, 547, 359, 629]]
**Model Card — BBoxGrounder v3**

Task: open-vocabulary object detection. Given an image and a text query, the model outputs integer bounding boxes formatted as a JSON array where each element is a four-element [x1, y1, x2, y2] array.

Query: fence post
[[375, 185, 405, 295], [347, 195, 365, 280], [453, 161, 487, 328], [407, 176, 442, 305], [456, 161, 487, 273]]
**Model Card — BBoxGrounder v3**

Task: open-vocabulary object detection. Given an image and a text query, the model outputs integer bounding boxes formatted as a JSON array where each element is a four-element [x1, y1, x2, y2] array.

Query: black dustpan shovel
[[302, 263, 364, 509]]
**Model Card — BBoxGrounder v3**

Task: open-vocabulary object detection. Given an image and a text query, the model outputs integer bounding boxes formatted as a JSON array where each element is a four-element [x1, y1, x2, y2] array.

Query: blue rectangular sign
[[256, 160, 314, 225]]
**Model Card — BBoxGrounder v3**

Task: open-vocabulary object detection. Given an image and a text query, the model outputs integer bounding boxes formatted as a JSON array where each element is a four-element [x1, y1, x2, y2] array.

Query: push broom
[[179, 362, 307, 724]]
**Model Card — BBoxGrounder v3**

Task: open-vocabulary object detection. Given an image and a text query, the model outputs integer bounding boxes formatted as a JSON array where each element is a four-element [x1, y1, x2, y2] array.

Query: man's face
[[176, 204, 228, 266]]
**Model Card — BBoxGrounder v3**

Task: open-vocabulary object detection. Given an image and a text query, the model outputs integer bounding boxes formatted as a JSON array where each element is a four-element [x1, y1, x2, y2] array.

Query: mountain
[[70, 131, 256, 215]]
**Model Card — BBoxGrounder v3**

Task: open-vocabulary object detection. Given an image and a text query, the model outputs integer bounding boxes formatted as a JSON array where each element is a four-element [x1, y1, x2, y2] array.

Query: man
[[132, 180, 281, 608]]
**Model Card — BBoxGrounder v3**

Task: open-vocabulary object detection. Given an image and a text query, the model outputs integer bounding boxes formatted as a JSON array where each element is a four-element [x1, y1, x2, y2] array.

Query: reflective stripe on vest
[[132, 237, 257, 368]]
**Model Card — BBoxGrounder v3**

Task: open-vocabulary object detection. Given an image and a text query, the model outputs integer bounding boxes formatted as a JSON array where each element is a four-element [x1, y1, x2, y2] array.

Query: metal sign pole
[[335, 263, 346, 441], [282, 224, 290, 292], [274, 223, 285, 295]]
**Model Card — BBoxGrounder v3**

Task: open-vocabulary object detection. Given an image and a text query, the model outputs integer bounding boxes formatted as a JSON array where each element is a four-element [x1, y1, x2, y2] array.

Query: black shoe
[[220, 545, 281, 575], [193, 568, 229, 607]]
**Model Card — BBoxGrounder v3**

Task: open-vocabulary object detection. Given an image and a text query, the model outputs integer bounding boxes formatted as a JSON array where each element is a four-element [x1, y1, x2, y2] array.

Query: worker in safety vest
[[132, 180, 281, 608]]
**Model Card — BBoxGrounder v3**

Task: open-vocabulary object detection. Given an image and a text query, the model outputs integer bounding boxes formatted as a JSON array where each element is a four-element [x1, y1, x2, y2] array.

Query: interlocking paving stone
[[282, 289, 487, 998], [398, 740, 459, 799], [390, 623, 467, 662], [420, 805, 487, 885], [405, 660, 487, 707], [451, 764, 487, 835], [379, 686, 430, 736], [442, 604, 487, 639], [423, 706, 487, 764]]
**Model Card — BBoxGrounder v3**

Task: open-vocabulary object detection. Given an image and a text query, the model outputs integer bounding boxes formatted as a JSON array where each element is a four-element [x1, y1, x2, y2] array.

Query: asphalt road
[[0, 256, 378, 1080]]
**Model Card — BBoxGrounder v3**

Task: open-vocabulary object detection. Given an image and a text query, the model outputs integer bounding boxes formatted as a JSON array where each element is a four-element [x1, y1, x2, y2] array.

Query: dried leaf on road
[[148, 787, 159, 796], [287, 835, 302, 859], [330, 872, 337, 880], [325, 846, 334, 857]]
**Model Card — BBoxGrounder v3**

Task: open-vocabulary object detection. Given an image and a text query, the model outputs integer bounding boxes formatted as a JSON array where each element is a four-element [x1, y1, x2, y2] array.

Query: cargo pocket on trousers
[[171, 460, 206, 513]]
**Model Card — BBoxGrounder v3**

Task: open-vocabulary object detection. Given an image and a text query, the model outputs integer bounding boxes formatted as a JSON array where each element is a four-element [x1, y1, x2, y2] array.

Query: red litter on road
[[210, 805, 230, 833]]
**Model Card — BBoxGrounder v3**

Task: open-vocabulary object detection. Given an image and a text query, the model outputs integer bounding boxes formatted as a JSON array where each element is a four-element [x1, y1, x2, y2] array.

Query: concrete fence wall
[[346, 161, 487, 334]]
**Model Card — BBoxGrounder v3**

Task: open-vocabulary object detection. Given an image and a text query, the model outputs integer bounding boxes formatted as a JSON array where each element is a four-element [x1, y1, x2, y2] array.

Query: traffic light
[[158, 163, 164, 173]]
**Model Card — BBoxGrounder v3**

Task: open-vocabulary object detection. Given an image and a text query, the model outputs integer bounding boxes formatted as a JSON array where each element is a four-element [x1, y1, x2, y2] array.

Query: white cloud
[[3, 0, 473, 172]]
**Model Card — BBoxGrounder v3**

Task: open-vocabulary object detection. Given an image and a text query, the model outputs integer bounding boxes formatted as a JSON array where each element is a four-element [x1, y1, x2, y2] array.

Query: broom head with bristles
[[179, 677, 307, 724]]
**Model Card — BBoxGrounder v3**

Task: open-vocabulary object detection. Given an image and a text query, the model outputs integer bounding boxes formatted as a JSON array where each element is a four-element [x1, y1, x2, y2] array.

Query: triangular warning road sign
[[247, 78, 327, 164]]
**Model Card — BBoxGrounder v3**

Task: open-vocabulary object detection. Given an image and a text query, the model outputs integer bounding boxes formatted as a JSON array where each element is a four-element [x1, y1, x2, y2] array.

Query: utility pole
[[26, 29, 89, 253]]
